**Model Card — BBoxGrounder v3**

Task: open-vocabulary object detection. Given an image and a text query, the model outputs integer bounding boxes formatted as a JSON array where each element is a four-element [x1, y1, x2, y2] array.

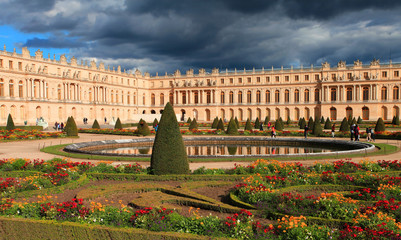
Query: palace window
[[238, 78, 242, 84], [8, 61, 13, 69], [275, 90, 280, 103], [330, 88, 337, 101], [332, 74, 336, 80], [284, 89, 290, 103], [305, 89, 310, 102], [256, 90, 261, 103], [18, 81, 23, 98], [194, 91, 198, 104], [364, 72, 369, 79], [266, 76, 270, 82], [127, 92, 131, 104], [230, 78, 233, 84], [315, 74, 319, 80], [294, 89, 299, 102], [285, 76, 289, 81], [206, 91, 211, 103], [238, 91, 243, 103], [0, 79, 4, 96], [143, 93, 146, 105], [229, 91, 234, 103], [382, 71, 387, 78], [18, 62, 22, 71], [182, 92, 186, 104], [347, 73, 352, 79], [257, 77, 260, 83], [304, 75, 309, 81], [160, 93, 164, 105], [330, 107, 337, 120], [221, 78, 224, 84], [295, 75, 299, 81], [275, 76, 279, 82], [362, 107, 369, 120], [394, 71, 399, 77], [169, 92, 173, 104], [394, 86, 399, 100], [0, 59, 2, 67], [363, 87, 369, 101], [247, 77, 251, 83], [9, 80, 13, 97], [265, 90, 270, 103], [381, 87, 387, 100], [151, 93, 155, 105], [346, 87, 353, 101], [221, 91, 225, 104], [247, 91, 252, 103]]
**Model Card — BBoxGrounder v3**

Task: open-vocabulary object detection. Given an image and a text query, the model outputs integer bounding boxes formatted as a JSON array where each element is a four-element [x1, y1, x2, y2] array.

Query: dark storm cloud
[[1, 0, 401, 74]]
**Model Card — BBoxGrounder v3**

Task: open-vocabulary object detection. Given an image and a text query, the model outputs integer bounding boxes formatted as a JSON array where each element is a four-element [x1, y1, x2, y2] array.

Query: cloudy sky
[[1, 0, 401, 75]]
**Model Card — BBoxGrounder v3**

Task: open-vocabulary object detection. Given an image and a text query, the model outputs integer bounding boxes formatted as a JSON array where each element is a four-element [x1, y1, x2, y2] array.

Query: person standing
[[304, 125, 309, 139], [259, 122, 264, 131], [104, 117, 107, 124], [350, 124, 354, 141], [355, 124, 359, 141], [370, 127, 375, 142], [366, 127, 371, 142], [271, 126, 276, 138], [331, 124, 335, 138]]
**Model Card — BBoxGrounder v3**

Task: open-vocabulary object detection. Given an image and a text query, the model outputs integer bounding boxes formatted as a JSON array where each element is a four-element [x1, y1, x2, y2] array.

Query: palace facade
[[0, 45, 400, 125]]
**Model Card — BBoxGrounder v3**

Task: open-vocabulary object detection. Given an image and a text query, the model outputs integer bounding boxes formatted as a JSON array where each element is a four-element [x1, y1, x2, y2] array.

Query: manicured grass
[[40, 141, 398, 162]]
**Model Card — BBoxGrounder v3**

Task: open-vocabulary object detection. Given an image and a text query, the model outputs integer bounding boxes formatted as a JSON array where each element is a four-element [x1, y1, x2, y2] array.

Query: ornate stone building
[[0, 45, 400, 125]]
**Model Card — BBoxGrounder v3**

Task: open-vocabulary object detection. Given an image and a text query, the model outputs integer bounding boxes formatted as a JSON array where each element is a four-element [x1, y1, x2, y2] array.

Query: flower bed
[[0, 129, 66, 141]]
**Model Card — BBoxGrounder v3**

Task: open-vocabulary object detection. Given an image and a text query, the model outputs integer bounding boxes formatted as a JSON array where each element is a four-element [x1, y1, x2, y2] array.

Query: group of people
[[350, 124, 361, 141], [54, 122, 64, 131], [82, 117, 89, 124]]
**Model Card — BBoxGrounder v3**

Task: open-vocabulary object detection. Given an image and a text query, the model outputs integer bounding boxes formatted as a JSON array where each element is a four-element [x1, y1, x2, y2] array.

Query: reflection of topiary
[[114, 117, 122, 130], [339, 117, 349, 132], [254, 117, 260, 129], [211, 117, 219, 129], [153, 118, 159, 127], [217, 118, 225, 131], [189, 118, 198, 130], [6, 114, 15, 131], [324, 117, 331, 129], [227, 146, 237, 155], [136, 119, 151, 136], [235, 117, 239, 128], [150, 102, 189, 175], [226, 118, 238, 135], [244, 119, 252, 131], [92, 119, 100, 129], [312, 118, 323, 136], [64, 116, 78, 136], [138, 148, 150, 154], [375, 118, 386, 132], [187, 117, 192, 123]]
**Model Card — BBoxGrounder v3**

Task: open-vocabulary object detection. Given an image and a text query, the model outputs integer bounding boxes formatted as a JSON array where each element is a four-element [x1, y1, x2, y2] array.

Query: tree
[[351, 117, 357, 126], [64, 116, 78, 136], [136, 119, 151, 136], [186, 117, 192, 124], [264, 116, 270, 125], [339, 117, 349, 132], [324, 117, 331, 129], [92, 119, 100, 129], [357, 116, 363, 124], [348, 115, 353, 125], [217, 118, 225, 131], [254, 117, 260, 129], [299, 118, 306, 129], [114, 117, 122, 130], [211, 117, 219, 129], [307, 117, 314, 130], [226, 117, 239, 135], [6, 114, 15, 131], [312, 118, 323, 136], [244, 118, 252, 131], [320, 116, 325, 124], [275, 118, 284, 131], [286, 116, 291, 125], [375, 118, 386, 132], [395, 115, 400, 125], [189, 118, 198, 130], [150, 102, 189, 175], [235, 117, 240, 128], [153, 118, 159, 128]]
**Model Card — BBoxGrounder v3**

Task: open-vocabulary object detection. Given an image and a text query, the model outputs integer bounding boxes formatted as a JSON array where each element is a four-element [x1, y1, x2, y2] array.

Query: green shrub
[[275, 118, 284, 131], [6, 114, 15, 131], [189, 118, 198, 130], [357, 116, 363, 124], [234, 117, 239, 128], [226, 118, 238, 135], [392, 115, 400, 125], [186, 117, 192, 123], [320, 116, 325, 124], [91, 119, 100, 129], [244, 119, 252, 131], [216, 118, 225, 131], [299, 118, 306, 129], [153, 118, 159, 127], [150, 102, 189, 175], [264, 116, 270, 125], [307, 117, 314, 130], [114, 118, 122, 130], [351, 117, 357, 126], [312, 119, 323, 136], [64, 116, 78, 136], [375, 117, 386, 132], [211, 117, 218, 129], [339, 117, 349, 132], [286, 116, 291, 125], [136, 119, 151, 136], [324, 117, 331, 129], [254, 117, 260, 129]]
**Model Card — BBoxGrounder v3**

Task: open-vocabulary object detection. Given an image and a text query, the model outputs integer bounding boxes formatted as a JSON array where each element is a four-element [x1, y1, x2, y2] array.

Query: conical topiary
[[234, 117, 239, 128], [187, 117, 192, 124], [275, 118, 284, 131], [6, 114, 15, 131], [211, 117, 219, 129], [279, 117, 285, 129], [357, 116, 363, 124], [64, 116, 78, 136], [189, 118, 198, 130], [254, 117, 260, 129], [307, 117, 314, 130], [226, 117, 239, 135], [216, 118, 225, 131], [348, 115, 353, 125], [150, 102, 189, 175], [339, 117, 349, 132], [324, 117, 331, 129], [286, 116, 291, 125], [299, 117, 306, 129], [320, 116, 325, 124], [312, 118, 323, 136], [153, 118, 159, 127], [244, 119, 252, 131], [375, 118, 386, 132], [351, 117, 357, 126], [264, 116, 270, 125], [136, 118, 151, 136], [395, 115, 400, 125], [114, 117, 122, 130], [92, 119, 100, 129]]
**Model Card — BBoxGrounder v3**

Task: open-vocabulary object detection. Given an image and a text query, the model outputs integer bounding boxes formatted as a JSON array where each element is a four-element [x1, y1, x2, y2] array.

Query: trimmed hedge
[[244, 119, 252, 131], [136, 119, 151, 136], [114, 117, 123, 130], [216, 118, 225, 131], [92, 119, 100, 129], [87, 172, 245, 181], [226, 117, 238, 135], [6, 114, 15, 131], [64, 116, 78, 136], [188, 118, 198, 130]]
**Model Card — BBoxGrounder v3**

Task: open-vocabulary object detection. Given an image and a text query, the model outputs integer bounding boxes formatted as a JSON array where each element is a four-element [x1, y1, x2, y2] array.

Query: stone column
[[31, 80, 34, 99]]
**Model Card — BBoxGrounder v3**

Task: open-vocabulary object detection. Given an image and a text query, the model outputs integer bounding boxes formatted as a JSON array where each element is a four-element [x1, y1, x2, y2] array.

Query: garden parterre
[[2, 158, 401, 239]]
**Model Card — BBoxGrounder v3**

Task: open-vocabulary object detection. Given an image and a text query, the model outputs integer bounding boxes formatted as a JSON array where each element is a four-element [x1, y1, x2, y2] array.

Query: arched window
[[58, 84, 62, 100], [330, 88, 337, 101], [381, 87, 387, 100], [18, 81, 23, 98], [265, 90, 270, 103], [256, 90, 261, 103], [160, 93, 164, 105], [284, 89, 290, 103], [182, 91, 186, 104], [294, 89, 299, 102], [393, 86, 399, 100], [151, 93, 155, 105], [229, 91, 234, 103], [330, 107, 337, 120], [221, 91, 225, 104], [305, 89, 310, 102], [362, 107, 369, 120], [205, 109, 211, 121], [382, 106, 388, 120], [0, 79, 4, 96], [206, 91, 211, 103], [143, 93, 146, 105], [305, 108, 310, 119], [275, 90, 280, 103], [346, 87, 352, 101], [111, 90, 114, 103], [247, 90, 252, 103], [314, 88, 319, 102], [238, 91, 243, 103], [294, 108, 300, 120], [169, 92, 174, 104], [127, 92, 131, 104], [346, 107, 353, 119], [9, 80, 14, 97], [275, 108, 280, 120], [363, 87, 369, 101]]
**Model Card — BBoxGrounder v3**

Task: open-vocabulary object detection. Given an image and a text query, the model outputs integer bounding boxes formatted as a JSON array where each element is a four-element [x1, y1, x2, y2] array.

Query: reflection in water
[[94, 144, 333, 156]]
